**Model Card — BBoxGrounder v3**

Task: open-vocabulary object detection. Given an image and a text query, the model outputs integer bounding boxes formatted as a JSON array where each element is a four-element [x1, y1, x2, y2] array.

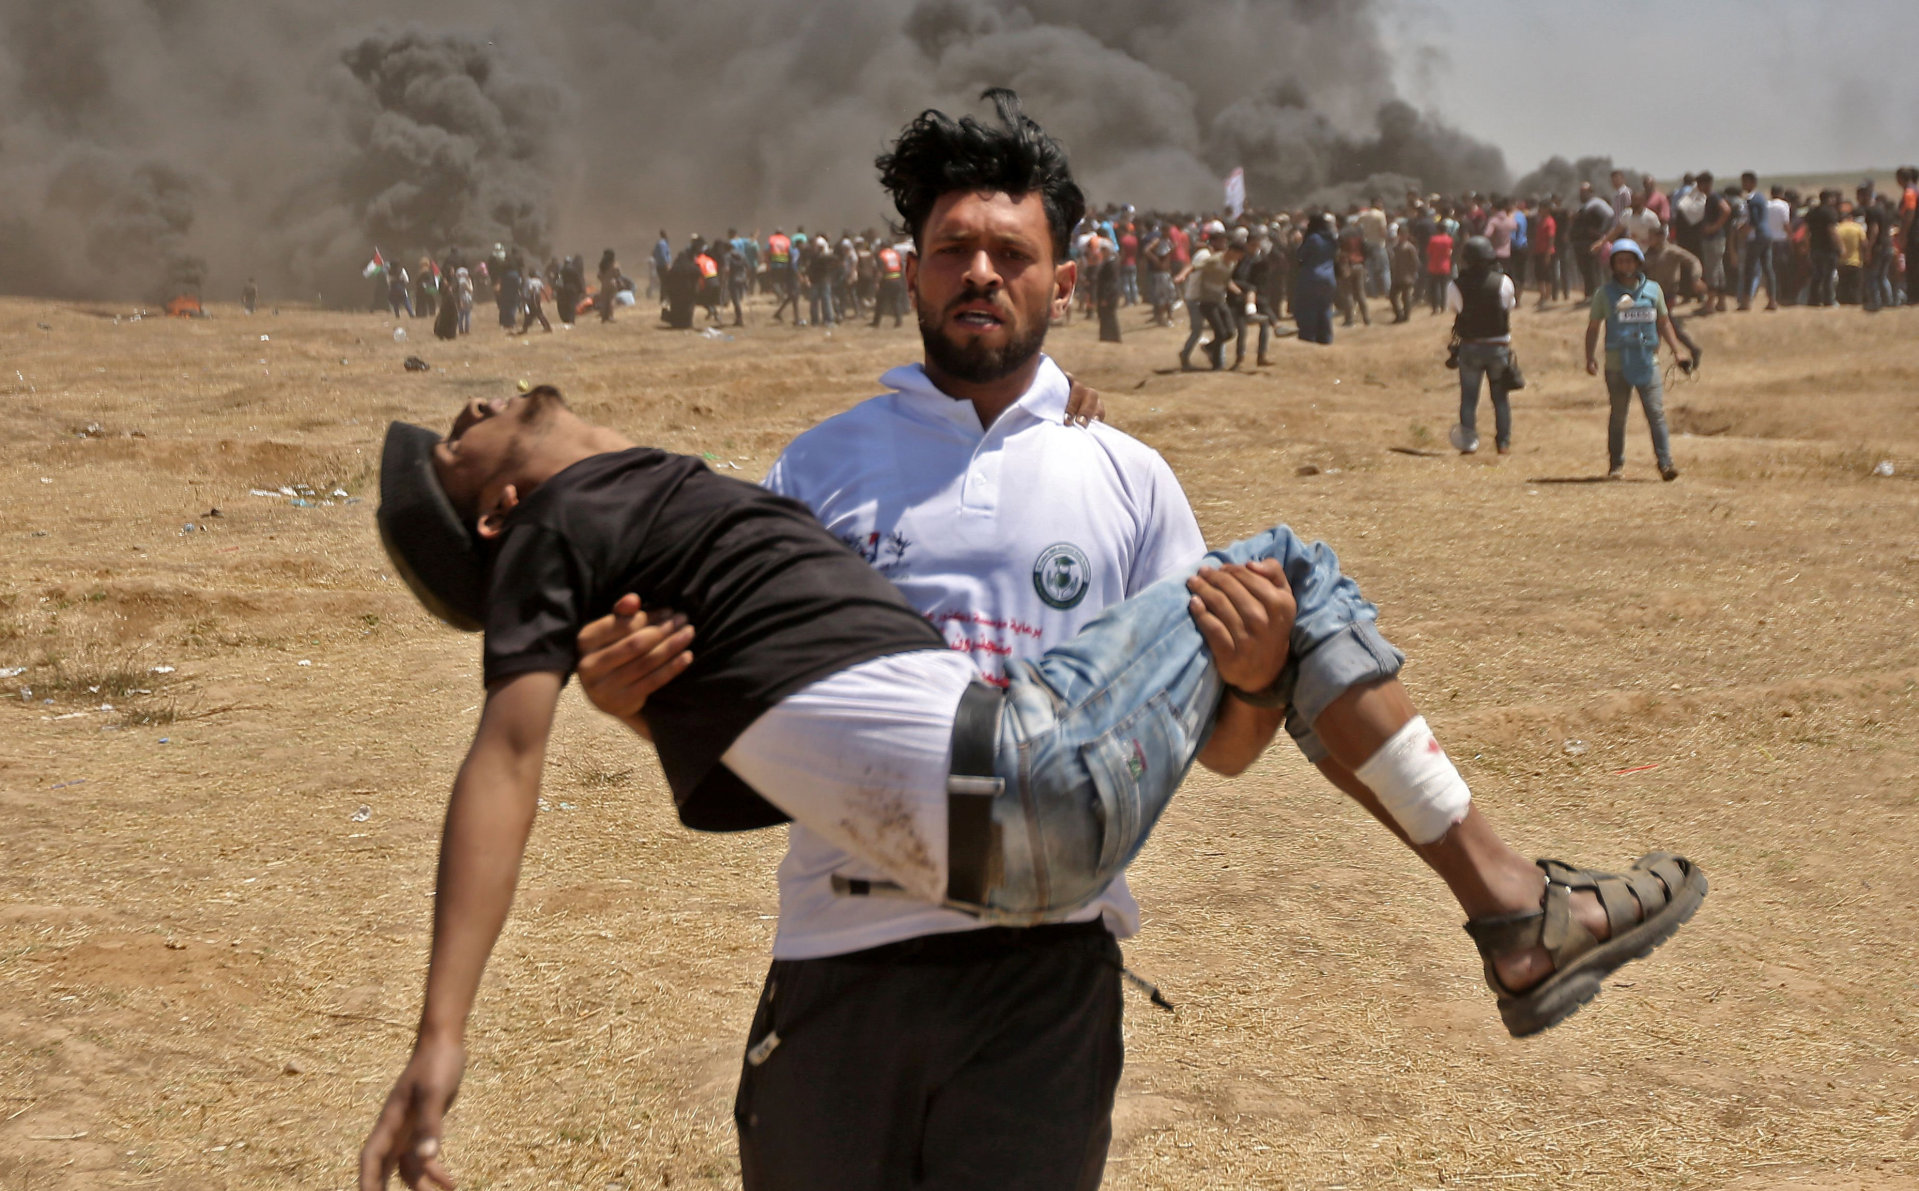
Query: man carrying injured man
[[360, 379, 1706, 1188]]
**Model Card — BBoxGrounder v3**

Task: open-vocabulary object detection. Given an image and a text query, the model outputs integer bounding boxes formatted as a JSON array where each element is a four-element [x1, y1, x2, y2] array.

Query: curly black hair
[[875, 88, 1085, 262]]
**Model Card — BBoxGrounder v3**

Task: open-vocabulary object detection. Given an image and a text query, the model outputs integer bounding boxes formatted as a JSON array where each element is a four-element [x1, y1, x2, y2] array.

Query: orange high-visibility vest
[[696, 253, 719, 280], [768, 234, 792, 265], [878, 247, 903, 279]]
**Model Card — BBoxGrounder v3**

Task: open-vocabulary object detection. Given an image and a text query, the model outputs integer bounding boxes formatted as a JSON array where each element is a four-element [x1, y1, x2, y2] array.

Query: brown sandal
[[1464, 852, 1708, 1037]]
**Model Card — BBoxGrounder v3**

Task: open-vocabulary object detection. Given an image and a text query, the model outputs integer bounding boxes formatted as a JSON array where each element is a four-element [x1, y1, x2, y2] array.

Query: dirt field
[[3, 286, 1916, 1191]]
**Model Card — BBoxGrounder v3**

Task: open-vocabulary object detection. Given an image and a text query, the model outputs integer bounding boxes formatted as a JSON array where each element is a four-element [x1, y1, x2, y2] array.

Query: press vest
[[1601, 276, 1659, 353], [1452, 268, 1510, 341]]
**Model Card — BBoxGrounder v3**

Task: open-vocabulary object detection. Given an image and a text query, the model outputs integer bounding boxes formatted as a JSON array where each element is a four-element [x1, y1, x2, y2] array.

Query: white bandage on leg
[[1351, 715, 1472, 845]]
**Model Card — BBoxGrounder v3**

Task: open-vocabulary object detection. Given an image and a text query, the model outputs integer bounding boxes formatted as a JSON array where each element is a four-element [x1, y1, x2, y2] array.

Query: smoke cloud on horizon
[[0, 0, 1519, 304]]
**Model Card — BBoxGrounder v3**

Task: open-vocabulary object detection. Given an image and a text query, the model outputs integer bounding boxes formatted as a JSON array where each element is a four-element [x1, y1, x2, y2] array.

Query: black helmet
[[376, 422, 487, 632], [1460, 236, 1497, 269]]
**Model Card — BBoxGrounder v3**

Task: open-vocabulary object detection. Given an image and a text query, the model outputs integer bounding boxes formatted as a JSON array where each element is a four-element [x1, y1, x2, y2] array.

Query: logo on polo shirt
[[1032, 542, 1091, 610]]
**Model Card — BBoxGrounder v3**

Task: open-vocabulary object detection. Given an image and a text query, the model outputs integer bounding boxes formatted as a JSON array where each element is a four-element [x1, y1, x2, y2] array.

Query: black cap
[[377, 421, 487, 632]]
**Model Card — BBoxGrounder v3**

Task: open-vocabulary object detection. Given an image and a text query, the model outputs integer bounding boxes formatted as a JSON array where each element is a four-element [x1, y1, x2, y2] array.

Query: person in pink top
[[1644, 176, 1671, 227]]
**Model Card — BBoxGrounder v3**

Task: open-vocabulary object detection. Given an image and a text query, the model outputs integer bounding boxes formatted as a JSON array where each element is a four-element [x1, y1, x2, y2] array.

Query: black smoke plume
[[0, 0, 1528, 304]]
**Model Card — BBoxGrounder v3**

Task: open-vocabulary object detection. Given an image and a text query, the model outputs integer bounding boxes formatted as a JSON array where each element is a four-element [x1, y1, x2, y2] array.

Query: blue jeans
[[1458, 342, 1513, 450], [1866, 252, 1895, 312], [977, 526, 1404, 922], [1605, 369, 1674, 471], [1742, 238, 1778, 305]]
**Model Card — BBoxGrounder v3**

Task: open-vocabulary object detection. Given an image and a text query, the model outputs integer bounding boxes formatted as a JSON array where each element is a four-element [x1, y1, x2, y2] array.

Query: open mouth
[[950, 303, 1005, 330]]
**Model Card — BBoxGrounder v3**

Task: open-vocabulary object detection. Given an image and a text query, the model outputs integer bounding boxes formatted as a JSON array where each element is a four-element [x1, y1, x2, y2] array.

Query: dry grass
[[2, 291, 1917, 1190]]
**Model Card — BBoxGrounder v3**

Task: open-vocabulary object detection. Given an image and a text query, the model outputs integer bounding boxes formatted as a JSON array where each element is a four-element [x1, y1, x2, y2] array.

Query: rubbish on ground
[[250, 489, 279, 497], [204, 507, 222, 518], [260, 334, 270, 342], [351, 804, 372, 822], [517, 379, 531, 392], [278, 486, 295, 496], [289, 498, 313, 507], [151, 665, 175, 674], [1296, 464, 1321, 476], [158, 738, 170, 744], [181, 523, 197, 534], [1872, 460, 1895, 477], [1614, 763, 1661, 776], [392, 327, 407, 342], [1563, 740, 1589, 756], [332, 488, 348, 498], [0, 667, 23, 679], [403, 356, 430, 371], [297, 659, 312, 666]]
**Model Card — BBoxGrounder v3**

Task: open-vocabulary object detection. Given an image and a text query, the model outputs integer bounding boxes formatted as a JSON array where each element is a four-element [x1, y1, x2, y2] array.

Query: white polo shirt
[[760, 354, 1207, 959]]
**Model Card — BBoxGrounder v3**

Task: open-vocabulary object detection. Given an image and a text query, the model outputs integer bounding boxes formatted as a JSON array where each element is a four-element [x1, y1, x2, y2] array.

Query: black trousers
[[735, 921, 1123, 1191]]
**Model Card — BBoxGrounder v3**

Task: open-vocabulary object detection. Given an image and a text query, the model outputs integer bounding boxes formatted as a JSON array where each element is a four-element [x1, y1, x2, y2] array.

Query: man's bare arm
[[359, 670, 562, 1191]]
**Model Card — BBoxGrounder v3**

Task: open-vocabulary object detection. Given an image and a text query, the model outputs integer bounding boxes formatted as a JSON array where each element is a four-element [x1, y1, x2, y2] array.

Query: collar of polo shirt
[[881, 354, 1070, 436]]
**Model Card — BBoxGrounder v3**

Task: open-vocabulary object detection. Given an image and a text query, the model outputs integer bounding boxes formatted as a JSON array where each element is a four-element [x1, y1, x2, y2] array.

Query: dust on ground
[[2, 291, 1916, 1190]]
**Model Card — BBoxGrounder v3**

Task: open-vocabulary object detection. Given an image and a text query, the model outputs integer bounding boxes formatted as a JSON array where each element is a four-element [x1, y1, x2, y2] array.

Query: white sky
[[1386, 0, 1919, 179]]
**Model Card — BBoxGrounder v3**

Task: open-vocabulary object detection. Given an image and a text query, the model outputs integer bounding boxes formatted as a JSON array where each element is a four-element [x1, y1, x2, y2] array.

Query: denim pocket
[[1078, 692, 1189, 878]]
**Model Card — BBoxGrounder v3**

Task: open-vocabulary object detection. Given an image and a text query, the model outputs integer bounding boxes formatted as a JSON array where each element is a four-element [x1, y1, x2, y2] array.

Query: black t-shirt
[[1863, 204, 1887, 249], [1804, 205, 1839, 253], [482, 448, 946, 831], [1701, 192, 1729, 233], [1410, 213, 1435, 252]]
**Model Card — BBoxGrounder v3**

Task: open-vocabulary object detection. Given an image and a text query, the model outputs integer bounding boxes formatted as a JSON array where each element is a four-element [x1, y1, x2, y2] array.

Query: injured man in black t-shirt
[[365, 386, 1706, 1167]]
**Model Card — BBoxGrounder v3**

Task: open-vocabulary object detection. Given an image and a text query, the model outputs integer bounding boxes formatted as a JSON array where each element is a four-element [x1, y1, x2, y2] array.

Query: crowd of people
[[1045, 166, 1918, 369], [363, 243, 643, 340], [358, 167, 1917, 362]]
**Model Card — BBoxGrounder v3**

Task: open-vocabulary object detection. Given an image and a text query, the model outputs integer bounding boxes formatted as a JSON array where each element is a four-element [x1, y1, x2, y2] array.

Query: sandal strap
[[1462, 907, 1545, 955], [1537, 857, 1598, 891], [1638, 851, 1689, 895], [1623, 867, 1668, 914], [1538, 880, 1598, 964], [1590, 874, 1642, 938], [1462, 907, 1545, 997]]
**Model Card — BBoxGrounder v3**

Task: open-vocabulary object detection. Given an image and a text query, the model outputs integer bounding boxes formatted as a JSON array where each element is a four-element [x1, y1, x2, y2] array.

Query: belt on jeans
[[826, 680, 1005, 910], [945, 680, 1006, 907]]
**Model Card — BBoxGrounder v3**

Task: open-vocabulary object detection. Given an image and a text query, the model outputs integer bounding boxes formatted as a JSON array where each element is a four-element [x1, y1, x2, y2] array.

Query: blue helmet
[[1609, 238, 1645, 262]]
